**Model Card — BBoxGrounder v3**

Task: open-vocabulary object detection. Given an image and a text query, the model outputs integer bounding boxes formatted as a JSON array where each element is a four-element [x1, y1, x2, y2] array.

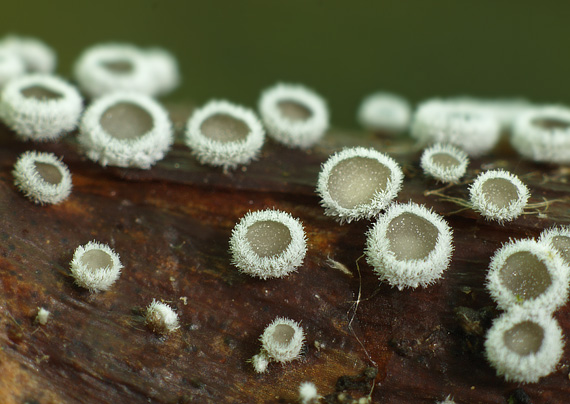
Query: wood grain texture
[[0, 108, 569, 404]]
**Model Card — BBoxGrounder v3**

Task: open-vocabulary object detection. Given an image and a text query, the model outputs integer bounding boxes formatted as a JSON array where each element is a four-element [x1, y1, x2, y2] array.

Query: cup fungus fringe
[[229, 209, 307, 279], [420, 143, 469, 184], [365, 202, 454, 290], [145, 299, 180, 334], [70, 241, 123, 293], [469, 169, 530, 224], [0, 35, 56, 73], [485, 306, 564, 383], [357, 91, 411, 133], [13, 151, 72, 205], [316, 147, 404, 223], [258, 83, 329, 149], [0, 49, 26, 88], [539, 226, 570, 268], [185, 100, 265, 169]]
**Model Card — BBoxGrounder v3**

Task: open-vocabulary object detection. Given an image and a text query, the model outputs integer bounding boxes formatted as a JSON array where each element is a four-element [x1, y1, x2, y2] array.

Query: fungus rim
[[0, 35, 56, 73], [146, 47, 180, 96], [69, 241, 123, 293], [357, 91, 411, 133], [145, 299, 180, 334], [420, 143, 469, 183]]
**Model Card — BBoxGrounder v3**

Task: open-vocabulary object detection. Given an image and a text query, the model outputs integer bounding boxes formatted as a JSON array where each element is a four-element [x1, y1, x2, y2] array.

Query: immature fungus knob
[[258, 83, 329, 148], [298, 382, 319, 404], [365, 202, 453, 290], [252, 317, 305, 373], [79, 92, 173, 168], [469, 169, 529, 224], [35, 307, 50, 326], [420, 143, 469, 183], [229, 209, 307, 279], [486, 239, 568, 312], [13, 151, 72, 205], [185, 100, 265, 169], [145, 299, 180, 334], [70, 241, 123, 293], [316, 147, 403, 223], [357, 91, 411, 134], [485, 307, 564, 383], [0, 74, 83, 141], [0, 35, 56, 73], [540, 226, 570, 267]]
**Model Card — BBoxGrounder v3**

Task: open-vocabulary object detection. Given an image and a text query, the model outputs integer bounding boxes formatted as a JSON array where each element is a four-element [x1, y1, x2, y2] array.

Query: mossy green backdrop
[[4, 1, 568, 128]]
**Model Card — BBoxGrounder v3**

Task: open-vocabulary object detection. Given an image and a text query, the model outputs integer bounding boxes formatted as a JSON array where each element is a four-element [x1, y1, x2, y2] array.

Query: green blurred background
[[3, 0, 569, 128]]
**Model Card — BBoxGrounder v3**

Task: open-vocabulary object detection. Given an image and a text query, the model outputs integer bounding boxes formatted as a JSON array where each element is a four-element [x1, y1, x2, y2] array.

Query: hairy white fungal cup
[[512, 106, 570, 163], [70, 241, 123, 293], [540, 226, 570, 268], [185, 100, 265, 169], [316, 147, 403, 223], [0, 75, 83, 141], [469, 170, 529, 224], [365, 202, 454, 290], [79, 92, 173, 169], [0, 35, 56, 73], [487, 239, 569, 312], [13, 151, 72, 205], [420, 143, 469, 183], [411, 99, 501, 156], [259, 83, 329, 148], [485, 307, 564, 383], [0, 49, 26, 88], [145, 299, 180, 334], [229, 209, 307, 279], [357, 91, 411, 133]]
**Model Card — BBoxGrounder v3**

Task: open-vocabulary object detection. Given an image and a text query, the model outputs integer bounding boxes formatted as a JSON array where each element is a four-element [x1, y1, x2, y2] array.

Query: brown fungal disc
[[386, 212, 439, 260], [200, 113, 250, 142], [80, 249, 114, 270], [99, 102, 154, 140], [480, 178, 519, 209], [273, 324, 295, 344], [430, 152, 460, 168], [101, 59, 134, 74], [20, 85, 63, 100], [499, 252, 552, 300], [277, 100, 312, 121], [327, 157, 390, 209], [531, 117, 570, 130], [246, 220, 292, 257], [551, 236, 570, 265], [503, 321, 544, 356], [34, 161, 62, 185]]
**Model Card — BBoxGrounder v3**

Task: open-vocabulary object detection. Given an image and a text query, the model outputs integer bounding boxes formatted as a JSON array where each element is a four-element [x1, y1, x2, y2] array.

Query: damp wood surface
[[0, 106, 569, 404]]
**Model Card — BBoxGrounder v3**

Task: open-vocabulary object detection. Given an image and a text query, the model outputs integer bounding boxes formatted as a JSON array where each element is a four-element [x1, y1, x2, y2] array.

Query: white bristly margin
[[298, 382, 319, 404], [485, 306, 564, 383], [12, 151, 72, 205], [365, 202, 454, 290], [357, 91, 411, 133], [0, 35, 56, 73], [185, 100, 265, 169], [258, 83, 329, 148], [469, 169, 529, 224], [0, 49, 26, 88], [70, 241, 123, 293], [145, 299, 180, 334], [511, 105, 570, 164], [316, 147, 404, 223], [420, 143, 469, 183], [79, 92, 173, 169], [0, 74, 83, 141], [229, 209, 307, 279], [411, 99, 500, 157], [74, 43, 157, 98], [260, 317, 305, 363], [146, 47, 180, 96], [486, 239, 569, 312], [539, 226, 570, 266]]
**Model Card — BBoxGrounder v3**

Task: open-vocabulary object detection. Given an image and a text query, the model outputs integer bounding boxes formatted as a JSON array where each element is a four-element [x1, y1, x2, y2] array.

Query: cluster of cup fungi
[[2, 34, 570, 402]]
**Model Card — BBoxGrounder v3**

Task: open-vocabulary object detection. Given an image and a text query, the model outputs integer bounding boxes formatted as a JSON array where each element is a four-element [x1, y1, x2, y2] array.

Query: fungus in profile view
[[0, 49, 26, 88], [145, 300, 180, 334], [365, 202, 453, 290], [229, 209, 307, 279], [70, 241, 123, 293], [316, 147, 403, 223], [357, 91, 411, 134], [13, 151, 72, 205], [185, 100, 265, 169], [0, 35, 56, 73], [420, 143, 469, 184], [539, 226, 570, 267], [485, 307, 564, 383]]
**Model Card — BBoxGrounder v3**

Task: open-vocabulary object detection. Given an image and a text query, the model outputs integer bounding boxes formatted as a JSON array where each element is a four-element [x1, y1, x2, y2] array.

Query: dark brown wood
[[0, 110, 569, 404]]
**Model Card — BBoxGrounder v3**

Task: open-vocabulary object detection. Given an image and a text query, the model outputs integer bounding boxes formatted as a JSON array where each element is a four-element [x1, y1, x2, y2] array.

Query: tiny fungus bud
[[485, 306, 564, 383], [0, 74, 83, 141], [229, 209, 307, 279], [258, 83, 329, 148], [411, 99, 500, 156], [298, 381, 319, 404], [357, 91, 411, 134], [35, 307, 50, 325], [469, 169, 529, 224], [13, 151, 72, 205], [539, 226, 570, 267], [185, 100, 265, 169], [316, 147, 403, 223], [251, 353, 269, 374], [70, 241, 122, 293], [0, 49, 26, 88], [145, 299, 180, 334], [512, 105, 570, 163], [486, 239, 569, 312], [365, 202, 454, 290], [0, 35, 56, 73], [79, 92, 173, 168], [420, 143, 469, 183]]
